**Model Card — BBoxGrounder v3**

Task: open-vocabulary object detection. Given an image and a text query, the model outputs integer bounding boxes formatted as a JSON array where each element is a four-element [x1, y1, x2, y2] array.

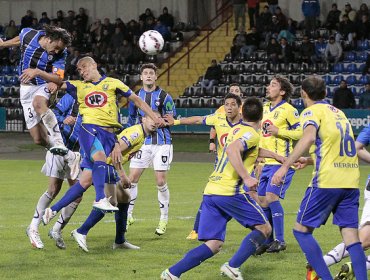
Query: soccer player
[[271, 76, 367, 280], [42, 56, 165, 222], [160, 98, 285, 280], [305, 124, 370, 280], [69, 114, 158, 252], [127, 63, 176, 235], [26, 92, 82, 249], [0, 25, 75, 157], [165, 93, 243, 240], [256, 76, 301, 254]]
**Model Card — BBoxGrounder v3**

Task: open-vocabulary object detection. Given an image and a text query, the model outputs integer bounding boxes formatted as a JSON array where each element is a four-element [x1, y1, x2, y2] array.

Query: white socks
[[30, 191, 53, 229], [157, 184, 170, 221], [41, 109, 64, 146], [324, 242, 348, 266], [128, 183, 138, 217], [52, 201, 80, 232]]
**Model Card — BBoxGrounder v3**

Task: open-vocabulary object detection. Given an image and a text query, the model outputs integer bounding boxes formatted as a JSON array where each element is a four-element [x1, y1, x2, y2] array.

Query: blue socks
[[262, 206, 274, 244], [270, 200, 284, 242], [92, 161, 107, 201], [229, 230, 266, 268], [347, 242, 367, 280], [193, 203, 202, 232], [51, 182, 85, 212], [169, 243, 214, 277], [78, 209, 105, 235], [293, 230, 333, 280], [115, 202, 129, 244]]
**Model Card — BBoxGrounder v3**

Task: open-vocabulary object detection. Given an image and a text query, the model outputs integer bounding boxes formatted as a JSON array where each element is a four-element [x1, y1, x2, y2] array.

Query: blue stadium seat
[[346, 75, 357, 86], [8, 76, 19, 86], [333, 75, 344, 85], [358, 40, 370, 51], [359, 75, 370, 85], [326, 87, 333, 98], [1, 65, 11, 75], [343, 52, 356, 62], [350, 87, 357, 96], [346, 63, 358, 73], [0, 87, 4, 97], [359, 88, 366, 95], [292, 98, 304, 109], [10, 65, 18, 75], [0, 76, 8, 86], [358, 51, 369, 62], [322, 75, 331, 85], [333, 63, 344, 73]]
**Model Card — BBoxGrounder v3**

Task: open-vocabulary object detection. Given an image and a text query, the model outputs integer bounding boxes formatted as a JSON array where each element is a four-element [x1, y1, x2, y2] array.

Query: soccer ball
[[139, 30, 164, 55]]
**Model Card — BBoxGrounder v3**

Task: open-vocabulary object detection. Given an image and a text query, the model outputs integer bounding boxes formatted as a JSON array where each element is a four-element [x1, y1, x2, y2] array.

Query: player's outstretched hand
[[163, 114, 174, 125], [120, 173, 131, 189], [154, 116, 166, 128], [266, 123, 279, 136], [47, 82, 59, 94], [20, 68, 40, 83], [63, 116, 76, 125], [209, 143, 216, 153], [293, 157, 311, 169], [243, 176, 258, 191], [271, 165, 289, 186], [111, 143, 122, 164]]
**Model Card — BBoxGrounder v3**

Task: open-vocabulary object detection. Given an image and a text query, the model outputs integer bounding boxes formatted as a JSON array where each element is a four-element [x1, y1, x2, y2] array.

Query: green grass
[[1, 160, 370, 279], [172, 134, 209, 153]]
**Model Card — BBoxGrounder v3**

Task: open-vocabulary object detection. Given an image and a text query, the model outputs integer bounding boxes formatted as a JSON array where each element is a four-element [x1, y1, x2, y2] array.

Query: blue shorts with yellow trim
[[198, 193, 268, 241], [79, 124, 116, 170], [258, 164, 295, 199], [106, 164, 119, 184], [297, 187, 360, 229]]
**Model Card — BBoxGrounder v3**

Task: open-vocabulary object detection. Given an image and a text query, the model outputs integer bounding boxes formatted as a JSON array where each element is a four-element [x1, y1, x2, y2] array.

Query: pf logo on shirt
[[85, 92, 108, 107]]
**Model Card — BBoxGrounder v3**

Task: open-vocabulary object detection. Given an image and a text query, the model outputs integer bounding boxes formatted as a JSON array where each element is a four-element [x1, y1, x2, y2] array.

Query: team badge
[[162, 156, 168, 163], [47, 55, 53, 61], [85, 91, 108, 107], [294, 111, 300, 118], [233, 128, 240, 135], [273, 111, 279, 119], [155, 99, 160, 107], [130, 132, 139, 140], [103, 84, 109, 90]]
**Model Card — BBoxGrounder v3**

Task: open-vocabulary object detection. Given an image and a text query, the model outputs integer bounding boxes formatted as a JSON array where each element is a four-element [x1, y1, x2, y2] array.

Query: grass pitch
[[1, 159, 370, 280]]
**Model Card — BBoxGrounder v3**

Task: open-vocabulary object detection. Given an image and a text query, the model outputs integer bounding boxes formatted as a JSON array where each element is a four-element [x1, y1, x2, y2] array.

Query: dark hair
[[42, 12, 47, 16], [301, 76, 326, 101], [224, 93, 242, 107], [274, 75, 293, 101], [44, 25, 72, 46], [140, 63, 157, 73], [242, 97, 263, 122]]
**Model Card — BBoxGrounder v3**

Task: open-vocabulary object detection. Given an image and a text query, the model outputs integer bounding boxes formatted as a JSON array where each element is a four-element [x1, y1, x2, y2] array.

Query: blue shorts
[[297, 187, 360, 229], [79, 124, 116, 170], [198, 194, 268, 241], [106, 164, 119, 184], [258, 164, 295, 199]]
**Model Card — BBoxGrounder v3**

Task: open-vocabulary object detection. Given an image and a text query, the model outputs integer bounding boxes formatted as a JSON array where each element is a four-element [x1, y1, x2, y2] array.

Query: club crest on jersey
[[85, 91, 108, 107], [233, 128, 240, 135], [155, 99, 160, 107], [130, 132, 139, 140], [103, 84, 109, 90], [162, 156, 168, 163], [273, 111, 279, 119], [47, 55, 53, 61], [262, 119, 273, 137], [294, 111, 300, 118]]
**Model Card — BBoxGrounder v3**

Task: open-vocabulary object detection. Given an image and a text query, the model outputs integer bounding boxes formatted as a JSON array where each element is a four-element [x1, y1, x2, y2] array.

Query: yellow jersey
[[301, 101, 359, 189], [106, 124, 146, 166], [260, 100, 301, 164], [204, 123, 260, 196], [203, 113, 241, 159], [66, 76, 132, 128], [214, 105, 242, 115]]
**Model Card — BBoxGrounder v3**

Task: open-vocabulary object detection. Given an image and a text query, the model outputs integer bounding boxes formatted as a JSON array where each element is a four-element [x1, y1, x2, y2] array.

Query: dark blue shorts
[[198, 194, 268, 241], [106, 164, 119, 184], [297, 187, 360, 229], [79, 124, 116, 170], [258, 164, 295, 199]]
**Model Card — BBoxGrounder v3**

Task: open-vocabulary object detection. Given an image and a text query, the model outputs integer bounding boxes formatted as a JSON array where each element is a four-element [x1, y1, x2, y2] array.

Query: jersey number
[[28, 108, 34, 119], [336, 122, 356, 157]]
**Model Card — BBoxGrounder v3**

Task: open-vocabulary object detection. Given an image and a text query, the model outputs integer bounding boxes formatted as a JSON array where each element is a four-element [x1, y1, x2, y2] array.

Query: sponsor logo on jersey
[[233, 127, 241, 135], [302, 110, 313, 118], [262, 119, 273, 137], [85, 91, 108, 107], [219, 133, 228, 147]]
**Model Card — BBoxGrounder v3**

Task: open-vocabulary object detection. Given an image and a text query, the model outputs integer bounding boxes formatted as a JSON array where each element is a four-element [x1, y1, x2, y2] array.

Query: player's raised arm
[[0, 36, 20, 48], [164, 114, 204, 126]]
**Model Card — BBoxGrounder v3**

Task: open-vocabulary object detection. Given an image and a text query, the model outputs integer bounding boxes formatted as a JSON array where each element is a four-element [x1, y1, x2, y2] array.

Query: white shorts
[[129, 144, 173, 171], [41, 151, 72, 180], [360, 189, 370, 228], [20, 84, 51, 129]]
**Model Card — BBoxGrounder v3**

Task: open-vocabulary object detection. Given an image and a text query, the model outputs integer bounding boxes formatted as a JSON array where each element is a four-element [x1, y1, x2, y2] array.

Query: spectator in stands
[[71, 19, 83, 35], [144, 17, 156, 31], [266, 37, 281, 64], [127, 20, 141, 42], [65, 48, 82, 78], [230, 29, 247, 59], [154, 20, 171, 42], [232, 0, 246, 31], [63, 10, 75, 31], [247, 0, 259, 29], [158, 7, 174, 30], [267, 0, 279, 15], [71, 30, 83, 50], [356, 14, 370, 40], [76, 7, 88, 33], [336, 14, 355, 46], [298, 35, 315, 64], [240, 27, 260, 56], [278, 37, 294, 64], [200, 59, 222, 90], [56, 10, 64, 22], [116, 39, 133, 67], [139, 8, 155, 23], [257, 5, 272, 34], [102, 18, 114, 37], [265, 15, 284, 45], [277, 18, 296, 45], [274, 6, 288, 28], [324, 3, 341, 31], [39, 12, 51, 27], [343, 3, 356, 22], [90, 19, 103, 43], [324, 36, 342, 64], [31, 18, 41, 30], [21, 10, 33, 29], [359, 83, 370, 109], [311, 35, 327, 63], [9, 46, 20, 66], [333, 80, 356, 109], [127, 39, 145, 64], [4, 20, 18, 40], [115, 18, 127, 37], [301, 0, 320, 35], [110, 27, 124, 52], [356, 3, 369, 22]]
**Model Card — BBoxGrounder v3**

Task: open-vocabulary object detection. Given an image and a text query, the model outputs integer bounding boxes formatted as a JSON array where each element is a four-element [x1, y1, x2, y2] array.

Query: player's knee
[[47, 185, 61, 199], [205, 240, 223, 254], [257, 223, 272, 238], [32, 97, 47, 114], [156, 181, 167, 188], [266, 192, 279, 204]]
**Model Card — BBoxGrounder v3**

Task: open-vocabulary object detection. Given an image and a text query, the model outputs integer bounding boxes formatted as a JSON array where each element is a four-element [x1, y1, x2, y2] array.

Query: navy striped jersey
[[128, 86, 176, 145], [19, 28, 67, 85]]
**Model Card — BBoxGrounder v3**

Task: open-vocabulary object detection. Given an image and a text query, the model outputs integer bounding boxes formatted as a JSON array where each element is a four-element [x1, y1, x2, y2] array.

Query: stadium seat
[[270, 63, 281, 73], [318, 63, 330, 74], [234, 64, 246, 74], [307, 63, 318, 74], [359, 87, 366, 96], [181, 98, 192, 108], [257, 75, 268, 85], [0, 76, 8, 86], [245, 75, 257, 85], [182, 87, 194, 97], [326, 87, 333, 98], [223, 64, 234, 75], [297, 63, 308, 73], [358, 40, 370, 51], [246, 64, 257, 74], [333, 63, 344, 73], [343, 52, 356, 62], [224, 53, 233, 62], [322, 75, 332, 85], [10, 65, 18, 75], [244, 87, 256, 97], [359, 75, 370, 85], [345, 63, 358, 74], [358, 51, 369, 62], [293, 87, 301, 98], [210, 87, 219, 98], [0, 87, 4, 97], [258, 63, 268, 74], [333, 75, 345, 85], [256, 86, 266, 98], [194, 87, 206, 97], [2, 65, 11, 75], [234, 53, 246, 62], [346, 75, 357, 86], [291, 98, 304, 109]]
